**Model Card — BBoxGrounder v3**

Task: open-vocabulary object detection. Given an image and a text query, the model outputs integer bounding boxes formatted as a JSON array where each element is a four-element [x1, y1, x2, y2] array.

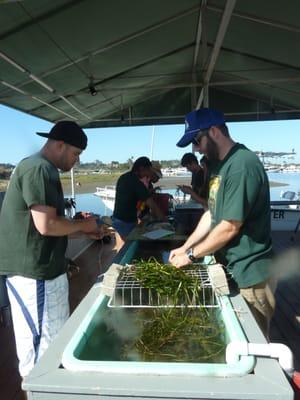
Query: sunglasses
[[192, 129, 210, 145]]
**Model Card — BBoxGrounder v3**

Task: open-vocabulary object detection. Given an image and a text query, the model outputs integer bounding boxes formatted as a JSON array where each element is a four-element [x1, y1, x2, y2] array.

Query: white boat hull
[[93, 187, 300, 232], [271, 208, 300, 231], [101, 198, 115, 213], [94, 186, 116, 214]]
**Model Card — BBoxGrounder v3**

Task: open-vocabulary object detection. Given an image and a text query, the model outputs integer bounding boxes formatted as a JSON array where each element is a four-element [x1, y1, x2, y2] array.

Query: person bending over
[[112, 157, 164, 251]]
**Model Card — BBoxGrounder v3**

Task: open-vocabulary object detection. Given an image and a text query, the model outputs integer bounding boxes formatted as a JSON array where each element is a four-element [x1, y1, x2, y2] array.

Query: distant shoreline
[[61, 175, 289, 195], [0, 175, 290, 194]]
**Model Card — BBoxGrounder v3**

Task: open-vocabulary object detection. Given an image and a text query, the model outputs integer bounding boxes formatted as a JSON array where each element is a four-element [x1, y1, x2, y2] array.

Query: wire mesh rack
[[107, 265, 220, 309]]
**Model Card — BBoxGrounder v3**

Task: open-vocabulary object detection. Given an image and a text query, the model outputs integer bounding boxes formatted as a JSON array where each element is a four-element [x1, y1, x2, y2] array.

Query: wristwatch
[[186, 248, 196, 263]]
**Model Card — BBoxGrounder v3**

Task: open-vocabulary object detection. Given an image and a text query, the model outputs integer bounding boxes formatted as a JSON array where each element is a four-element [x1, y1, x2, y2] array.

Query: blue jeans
[[112, 217, 136, 239]]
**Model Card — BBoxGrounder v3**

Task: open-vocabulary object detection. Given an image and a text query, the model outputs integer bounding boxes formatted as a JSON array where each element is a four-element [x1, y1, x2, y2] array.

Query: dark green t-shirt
[[0, 153, 67, 280], [113, 171, 151, 222], [208, 144, 272, 288]]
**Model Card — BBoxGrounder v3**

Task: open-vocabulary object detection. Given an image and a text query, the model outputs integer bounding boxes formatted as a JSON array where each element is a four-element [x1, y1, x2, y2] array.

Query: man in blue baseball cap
[[170, 108, 274, 337], [177, 108, 225, 148]]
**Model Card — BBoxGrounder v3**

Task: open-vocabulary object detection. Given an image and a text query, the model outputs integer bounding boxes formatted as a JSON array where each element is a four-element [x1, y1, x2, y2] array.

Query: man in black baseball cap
[[36, 121, 87, 172], [0, 120, 106, 383], [37, 120, 87, 150]]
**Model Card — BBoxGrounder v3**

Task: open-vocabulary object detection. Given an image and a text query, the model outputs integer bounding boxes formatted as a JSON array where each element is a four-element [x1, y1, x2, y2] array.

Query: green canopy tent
[[0, 0, 299, 127]]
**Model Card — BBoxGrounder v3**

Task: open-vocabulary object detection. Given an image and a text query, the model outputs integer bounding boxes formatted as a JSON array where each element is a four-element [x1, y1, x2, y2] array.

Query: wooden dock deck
[[0, 231, 299, 399]]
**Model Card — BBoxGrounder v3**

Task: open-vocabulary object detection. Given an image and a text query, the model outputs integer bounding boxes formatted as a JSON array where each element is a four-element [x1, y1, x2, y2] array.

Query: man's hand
[[95, 226, 115, 240], [82, 218, 114, 239], [31, 205, 113, 238], [169, 245, 186, 262], [87, 227, 113, 240], [80, 217, 98, 233], [169, 251, 191, 268]]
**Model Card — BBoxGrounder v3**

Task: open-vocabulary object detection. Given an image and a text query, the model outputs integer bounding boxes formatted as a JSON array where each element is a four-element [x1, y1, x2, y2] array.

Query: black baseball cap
[[37, 121, 87, 150]]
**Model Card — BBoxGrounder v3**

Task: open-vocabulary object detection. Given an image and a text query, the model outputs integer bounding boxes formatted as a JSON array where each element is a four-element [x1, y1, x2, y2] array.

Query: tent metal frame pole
[[196, 0, 237, 109], [207, 4, 300, 34], [59, 75, 300, 92], [5, 6, 201, 88], [191, 0, 206, 109], [0, 50, 91, 120]]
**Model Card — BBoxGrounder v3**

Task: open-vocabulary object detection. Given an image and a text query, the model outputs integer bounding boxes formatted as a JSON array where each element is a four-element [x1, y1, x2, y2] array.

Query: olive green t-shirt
[[113, 171, 151, 222], [0, 153, 67, 280], [208, 144, 272, 288]]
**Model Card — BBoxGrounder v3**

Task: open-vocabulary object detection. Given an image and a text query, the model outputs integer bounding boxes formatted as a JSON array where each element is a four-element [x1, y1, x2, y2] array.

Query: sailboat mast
[[150, 126, 155, 160]]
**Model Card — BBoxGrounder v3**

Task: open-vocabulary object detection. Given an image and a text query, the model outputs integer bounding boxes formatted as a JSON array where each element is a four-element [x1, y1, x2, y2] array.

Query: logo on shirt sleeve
[[208, 175, 221, 216]]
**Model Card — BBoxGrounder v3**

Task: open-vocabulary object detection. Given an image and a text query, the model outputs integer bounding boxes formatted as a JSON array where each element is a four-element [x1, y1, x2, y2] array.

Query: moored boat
[[94, 186, 116, 213], [271, 191, 300, 231], [270, 206, 300, 231], [93, 186, 300, 232]]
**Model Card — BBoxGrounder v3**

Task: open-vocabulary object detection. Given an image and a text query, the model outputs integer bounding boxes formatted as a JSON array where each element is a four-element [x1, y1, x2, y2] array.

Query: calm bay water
[[69, 191, 110, 216], [68, 172, 300, 216], [267, 172, 300, 198]]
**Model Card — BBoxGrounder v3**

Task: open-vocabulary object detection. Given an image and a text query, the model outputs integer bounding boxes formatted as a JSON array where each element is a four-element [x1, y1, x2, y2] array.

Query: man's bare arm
[[183, 210, 212, 250], [169, 210, 211, 261], [31, 205, 99, 236], [193, 219, 242, 258], [169, 219, 242, 268]]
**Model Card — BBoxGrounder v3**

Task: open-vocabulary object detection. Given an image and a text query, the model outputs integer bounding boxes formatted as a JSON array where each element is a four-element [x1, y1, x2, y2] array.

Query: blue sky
[[1, 104, 299, 165]]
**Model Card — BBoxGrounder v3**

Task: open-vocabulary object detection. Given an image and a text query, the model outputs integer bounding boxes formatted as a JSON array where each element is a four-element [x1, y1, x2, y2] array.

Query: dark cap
[[37, 121, 87, 150], [177, 108, 225, 148]]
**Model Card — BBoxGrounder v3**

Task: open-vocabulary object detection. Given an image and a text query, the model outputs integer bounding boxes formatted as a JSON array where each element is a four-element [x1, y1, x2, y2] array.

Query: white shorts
[[6, 273, 69, 377]]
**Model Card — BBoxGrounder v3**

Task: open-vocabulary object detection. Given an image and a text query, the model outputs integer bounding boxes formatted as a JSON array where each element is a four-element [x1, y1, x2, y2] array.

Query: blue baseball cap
[[177, 108, 225, 147]]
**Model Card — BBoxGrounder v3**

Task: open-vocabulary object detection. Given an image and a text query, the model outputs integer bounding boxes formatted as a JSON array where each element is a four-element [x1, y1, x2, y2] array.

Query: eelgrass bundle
[[121, 308, 225, 363], [118, 258, 225, 363], [131, 257, 201, 306]]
